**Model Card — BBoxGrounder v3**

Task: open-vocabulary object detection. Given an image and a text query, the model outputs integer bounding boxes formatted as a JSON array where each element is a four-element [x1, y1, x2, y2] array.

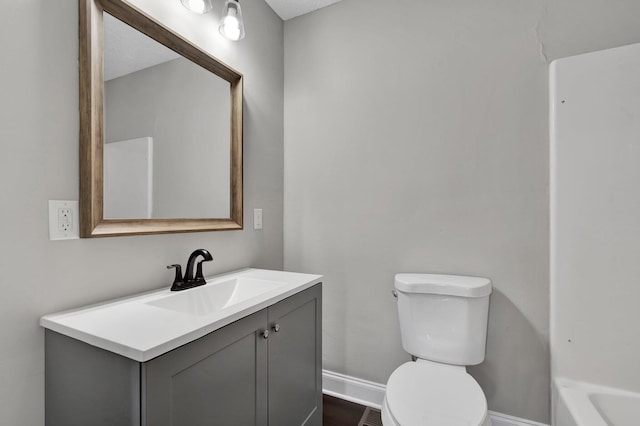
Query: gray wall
[[0, 0, 283, 424], [105, 58, 231, 218], [283, 0, 640, 423]]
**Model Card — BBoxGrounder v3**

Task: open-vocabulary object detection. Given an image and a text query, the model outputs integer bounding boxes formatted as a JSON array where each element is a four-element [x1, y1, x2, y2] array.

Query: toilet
[[382, 273, 492, 426]]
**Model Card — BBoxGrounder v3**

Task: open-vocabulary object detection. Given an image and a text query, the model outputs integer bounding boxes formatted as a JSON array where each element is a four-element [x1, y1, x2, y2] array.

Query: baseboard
[[488, 411, 549, 426], [322, 369, 386, 409], [322, 369, 549, 426]]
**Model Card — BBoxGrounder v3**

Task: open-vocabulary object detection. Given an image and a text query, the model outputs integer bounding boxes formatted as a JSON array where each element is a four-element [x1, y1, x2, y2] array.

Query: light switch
[[254, 208, 263, 230]]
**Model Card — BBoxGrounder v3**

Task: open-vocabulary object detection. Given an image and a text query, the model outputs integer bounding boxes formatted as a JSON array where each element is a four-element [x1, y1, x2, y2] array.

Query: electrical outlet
[[58, 208, 72, 232], [49, 200, 79, 240]]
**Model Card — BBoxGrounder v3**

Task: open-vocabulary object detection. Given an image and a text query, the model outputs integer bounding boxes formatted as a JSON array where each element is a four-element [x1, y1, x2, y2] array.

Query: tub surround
[[554, 378, 640, 426], [550, 42, 640, 426], [40, 268, 321, 361]]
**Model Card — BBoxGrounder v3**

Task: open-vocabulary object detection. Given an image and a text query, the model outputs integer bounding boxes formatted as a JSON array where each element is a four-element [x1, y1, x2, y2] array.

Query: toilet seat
[[383, 361, 489, 426]]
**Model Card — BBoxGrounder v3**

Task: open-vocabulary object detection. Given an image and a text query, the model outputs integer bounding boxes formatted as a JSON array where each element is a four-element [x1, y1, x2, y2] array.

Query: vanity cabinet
[[45, 284, 322, 426]]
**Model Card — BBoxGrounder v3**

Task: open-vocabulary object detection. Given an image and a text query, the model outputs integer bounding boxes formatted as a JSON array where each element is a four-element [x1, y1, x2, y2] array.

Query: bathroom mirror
[[79, 0, 243, 237]]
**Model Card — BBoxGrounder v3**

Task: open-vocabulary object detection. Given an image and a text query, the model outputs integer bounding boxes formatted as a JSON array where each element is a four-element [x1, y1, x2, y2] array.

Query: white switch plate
[[254, 208, 263, 230], [49, 200, 79, 240]]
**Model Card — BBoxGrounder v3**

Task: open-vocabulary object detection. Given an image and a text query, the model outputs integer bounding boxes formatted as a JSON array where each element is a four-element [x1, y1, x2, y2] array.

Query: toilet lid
[[385, 362, 488, 426]]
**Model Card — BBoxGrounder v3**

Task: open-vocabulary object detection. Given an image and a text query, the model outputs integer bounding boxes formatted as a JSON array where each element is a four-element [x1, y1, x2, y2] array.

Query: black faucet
[[167, 249, 213, 291]]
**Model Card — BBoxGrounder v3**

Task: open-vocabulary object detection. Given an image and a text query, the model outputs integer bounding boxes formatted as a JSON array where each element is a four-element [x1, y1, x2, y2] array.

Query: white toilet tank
[[395, 273, 491, 366]]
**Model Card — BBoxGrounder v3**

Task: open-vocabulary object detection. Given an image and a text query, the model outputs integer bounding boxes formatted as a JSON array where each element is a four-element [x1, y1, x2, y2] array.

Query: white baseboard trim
[[322, 369, 386, 409], [322, 369, 549, 426], [488, 411, 549, 426]]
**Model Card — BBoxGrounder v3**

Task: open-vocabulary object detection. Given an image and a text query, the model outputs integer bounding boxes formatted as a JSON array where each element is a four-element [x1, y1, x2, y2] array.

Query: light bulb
[[219, 0, 245, 41], [181, 0, 212, 14], [188, 0, 205, 13], [221, 15, 241, 40]]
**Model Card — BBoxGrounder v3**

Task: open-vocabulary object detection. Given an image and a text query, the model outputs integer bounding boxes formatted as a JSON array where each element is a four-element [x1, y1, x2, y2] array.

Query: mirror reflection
[[103, 13, 231, 220]]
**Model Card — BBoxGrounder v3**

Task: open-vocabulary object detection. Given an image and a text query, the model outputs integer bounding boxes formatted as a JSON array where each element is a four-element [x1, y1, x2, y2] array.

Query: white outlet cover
[[49, 200, 79, 240]]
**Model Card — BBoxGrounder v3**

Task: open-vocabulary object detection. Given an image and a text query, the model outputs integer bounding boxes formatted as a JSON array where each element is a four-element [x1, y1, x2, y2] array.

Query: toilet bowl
[[381, 360, 491, 426], [383, 273, 492, 426]]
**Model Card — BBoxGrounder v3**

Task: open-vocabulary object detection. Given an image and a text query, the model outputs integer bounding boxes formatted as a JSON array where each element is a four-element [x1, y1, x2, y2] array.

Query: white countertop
[[40, 268, 322, 362]]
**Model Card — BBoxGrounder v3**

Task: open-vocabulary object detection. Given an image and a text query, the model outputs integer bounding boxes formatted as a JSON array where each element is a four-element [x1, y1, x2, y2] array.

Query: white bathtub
[[554, 378, 640, 426]]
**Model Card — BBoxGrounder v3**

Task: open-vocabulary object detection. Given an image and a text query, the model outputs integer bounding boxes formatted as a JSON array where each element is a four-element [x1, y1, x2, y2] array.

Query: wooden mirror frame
[[79, 0, 243, 237]]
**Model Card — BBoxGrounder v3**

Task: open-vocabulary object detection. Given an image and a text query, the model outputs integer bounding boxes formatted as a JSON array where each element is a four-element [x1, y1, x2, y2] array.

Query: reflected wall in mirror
[[103, 13, 231, 220], [80, 0, 243, 237]]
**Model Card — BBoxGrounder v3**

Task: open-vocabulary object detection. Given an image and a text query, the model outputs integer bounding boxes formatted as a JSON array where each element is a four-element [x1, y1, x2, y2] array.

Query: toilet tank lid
[[395, 273, 491, 298]]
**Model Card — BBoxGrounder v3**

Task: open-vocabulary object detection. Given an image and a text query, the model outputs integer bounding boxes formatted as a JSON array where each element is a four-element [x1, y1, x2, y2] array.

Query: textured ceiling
[[264, 0, 345, 20], [104, 13, 179, 81], [104, 0, 348, 79]]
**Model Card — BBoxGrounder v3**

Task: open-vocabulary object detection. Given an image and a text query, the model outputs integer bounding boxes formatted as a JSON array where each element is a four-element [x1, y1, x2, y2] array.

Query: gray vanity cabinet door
[[45, 330, 141, 426], [143, 309, 269, 426], [267, 284, 322, 426]]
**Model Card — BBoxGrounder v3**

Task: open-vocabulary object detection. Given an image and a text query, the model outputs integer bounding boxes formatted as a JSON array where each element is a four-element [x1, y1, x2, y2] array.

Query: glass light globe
[[219, 0, 245, 41]]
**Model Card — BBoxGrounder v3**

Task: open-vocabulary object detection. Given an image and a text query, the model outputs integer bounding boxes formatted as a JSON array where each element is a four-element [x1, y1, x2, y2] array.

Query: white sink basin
[[146, 277, 285, 316], [40, 268, 322, 362]]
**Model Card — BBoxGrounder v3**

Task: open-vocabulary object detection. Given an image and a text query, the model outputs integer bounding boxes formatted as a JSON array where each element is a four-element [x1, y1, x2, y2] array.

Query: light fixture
[[180, 0, 245, 41], [180, 0, 213, 14], [218, 0, 245, 41]]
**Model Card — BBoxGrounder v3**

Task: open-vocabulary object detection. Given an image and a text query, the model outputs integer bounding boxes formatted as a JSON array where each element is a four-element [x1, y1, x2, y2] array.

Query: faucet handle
[[167, 264, 183, 287]]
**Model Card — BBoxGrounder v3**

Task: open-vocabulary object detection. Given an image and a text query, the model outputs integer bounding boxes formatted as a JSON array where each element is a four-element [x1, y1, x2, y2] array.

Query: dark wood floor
[[323, 394, 366, 425], [323, 394, 381, 426]]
